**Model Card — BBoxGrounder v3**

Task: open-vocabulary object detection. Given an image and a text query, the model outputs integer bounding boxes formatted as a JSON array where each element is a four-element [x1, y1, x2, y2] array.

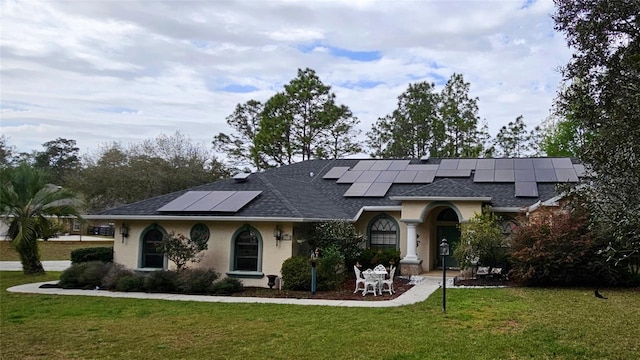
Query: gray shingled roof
[[93, 158, 581, 220]]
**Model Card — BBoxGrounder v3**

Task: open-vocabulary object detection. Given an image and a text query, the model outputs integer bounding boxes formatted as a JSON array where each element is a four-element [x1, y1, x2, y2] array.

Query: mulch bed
[[232, 277, 414, 301]]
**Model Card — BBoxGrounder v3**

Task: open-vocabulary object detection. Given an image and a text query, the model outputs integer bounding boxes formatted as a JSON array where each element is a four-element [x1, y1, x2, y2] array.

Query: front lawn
[[1, 271, 638, 359]]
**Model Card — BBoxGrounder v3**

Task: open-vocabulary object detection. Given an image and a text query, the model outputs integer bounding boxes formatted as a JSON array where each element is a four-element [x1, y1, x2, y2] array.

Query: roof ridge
[[254, 173, 303, 217]]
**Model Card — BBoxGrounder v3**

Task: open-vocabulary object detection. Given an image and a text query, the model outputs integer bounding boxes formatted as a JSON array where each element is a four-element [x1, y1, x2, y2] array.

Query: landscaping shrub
[[509, 207, 618, 286], [309, 221, 366, 269], [316, 245, 346, 291], [59, 261, 113, 289], [70, 247, 113, 264], [100, 263, 135, 290], [281, 250, 347, 292], [211, 277, 244, 294], [144, 270, 179, 293], [454, 207, 509, 269], [358, 248, 401, 270], [116, 274, 146, 292], [177, 268, 219, 294], [157, 232, 208, 271], [281, 256, 311, 291]]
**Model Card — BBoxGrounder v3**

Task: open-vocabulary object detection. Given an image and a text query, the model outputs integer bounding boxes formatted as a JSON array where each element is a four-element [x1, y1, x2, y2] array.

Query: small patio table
[[373, 267, 388, 293]]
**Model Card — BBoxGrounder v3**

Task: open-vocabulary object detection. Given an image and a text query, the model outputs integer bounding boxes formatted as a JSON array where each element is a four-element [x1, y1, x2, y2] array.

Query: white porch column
[[400, 221, 423, 275], [403, 222, 420, 262]]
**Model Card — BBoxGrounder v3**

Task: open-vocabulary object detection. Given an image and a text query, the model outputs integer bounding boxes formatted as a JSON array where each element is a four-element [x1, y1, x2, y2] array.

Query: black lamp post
[[440, 238, 450, 314], [310, 248, 319, 294]]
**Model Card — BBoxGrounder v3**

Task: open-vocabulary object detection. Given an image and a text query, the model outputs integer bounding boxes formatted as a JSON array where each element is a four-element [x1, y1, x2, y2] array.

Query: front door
[[436, 226, 460, 268]]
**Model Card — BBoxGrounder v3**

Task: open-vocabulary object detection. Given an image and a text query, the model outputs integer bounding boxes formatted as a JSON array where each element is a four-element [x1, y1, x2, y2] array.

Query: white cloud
[[1, 0, 572, 156]]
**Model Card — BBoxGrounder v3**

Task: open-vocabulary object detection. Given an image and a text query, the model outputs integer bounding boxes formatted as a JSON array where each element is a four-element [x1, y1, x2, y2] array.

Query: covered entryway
[[435, 208, 461, 269]]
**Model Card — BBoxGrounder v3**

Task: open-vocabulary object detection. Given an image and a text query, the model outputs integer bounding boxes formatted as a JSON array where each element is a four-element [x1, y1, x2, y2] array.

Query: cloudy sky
[[1, 0, 572, 158]]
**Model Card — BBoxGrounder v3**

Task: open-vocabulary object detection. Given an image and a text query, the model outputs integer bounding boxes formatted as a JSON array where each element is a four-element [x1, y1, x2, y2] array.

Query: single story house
[[86, 157, 585, 287]]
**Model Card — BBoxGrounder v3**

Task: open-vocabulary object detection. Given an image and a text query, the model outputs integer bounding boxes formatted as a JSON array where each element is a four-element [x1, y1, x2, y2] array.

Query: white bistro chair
[[380, 266, 396, 295], [361, 269, 379, 296], [353, 265, 366, 293]]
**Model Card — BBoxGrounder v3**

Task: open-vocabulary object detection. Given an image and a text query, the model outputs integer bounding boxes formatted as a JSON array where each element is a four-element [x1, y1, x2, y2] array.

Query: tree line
[[1, 68, 578, 212]]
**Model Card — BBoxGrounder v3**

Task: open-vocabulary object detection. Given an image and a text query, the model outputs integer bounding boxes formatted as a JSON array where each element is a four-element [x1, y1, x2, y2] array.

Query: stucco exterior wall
[[113, 220, 295, 288]]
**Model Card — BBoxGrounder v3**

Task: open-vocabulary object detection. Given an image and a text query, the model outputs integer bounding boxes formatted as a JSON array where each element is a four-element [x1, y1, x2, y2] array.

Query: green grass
[[0, 241, 113, 261], [1, 271, 639, 359]]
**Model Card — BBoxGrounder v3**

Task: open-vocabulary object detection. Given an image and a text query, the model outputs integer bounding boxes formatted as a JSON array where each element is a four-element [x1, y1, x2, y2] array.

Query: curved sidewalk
[[7, 276, 446, 308]]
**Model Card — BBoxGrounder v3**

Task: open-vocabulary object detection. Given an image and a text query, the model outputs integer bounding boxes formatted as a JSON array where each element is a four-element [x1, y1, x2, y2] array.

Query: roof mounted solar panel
[[515, 182, 539, 197], [533, 158, 554, 169], [184, 191, 235, 211], [552, 158, 574, 169], [352, 160, 376, 171], [473, 169, 494, 182], [494, 169, 515, 182], [436, 168, 472, 177], [573, 164, 587, 177], [413, 170, 436, 183], [213, 191, 262, 212], [514, 158, 534, 170], [406, 164, 439, 171], [322, 166, 350, 179], [476, 159, 496, 170], [343, 183, 372, 197], [393, 170, 417, 183], [495, 159, 515, 170], [555, 168, 579, 182], [457, 159, 477, 169], [158, 191, 210, 212], [439, 159, 459, 169], [515, 169, 535, 182], [336, 170, 362, 183], [535, 169, 557, 182], [158, 191, 261, 213], [364, 182, 392, 197], [375, 171, 399, 183], [388, 160, 411, 171], [370, 160, 393, 171], [355, 170, 381, 183]]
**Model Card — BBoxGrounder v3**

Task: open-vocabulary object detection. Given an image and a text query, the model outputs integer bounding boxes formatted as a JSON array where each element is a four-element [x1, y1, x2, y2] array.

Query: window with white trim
[[369, 215, 398, 249]]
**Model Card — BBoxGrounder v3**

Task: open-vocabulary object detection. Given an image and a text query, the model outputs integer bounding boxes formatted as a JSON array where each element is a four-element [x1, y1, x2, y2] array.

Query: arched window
[[369, 215, 399, 249], [233, 226, 262, 272], [141, 227, 165, 268]]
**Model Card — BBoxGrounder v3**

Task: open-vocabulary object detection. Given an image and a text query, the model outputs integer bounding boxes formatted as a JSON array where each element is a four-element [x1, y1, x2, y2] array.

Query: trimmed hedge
[[58, 263, 243, 295], [70, 247, 113, 264]]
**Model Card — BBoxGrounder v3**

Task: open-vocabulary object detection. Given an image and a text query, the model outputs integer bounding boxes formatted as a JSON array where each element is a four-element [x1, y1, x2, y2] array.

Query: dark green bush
[[116, 274, 146, 292], [316, 246, 346, 291], [59, 261, 113, 289], [211, 277, 244, 294], [70, 247, 113, 264], [358, 248, 401, 270], [177, 268, 219, 294], [100, 263, 134, 290], [144, 270, 179, 293], [281, 256, 311, 291], [281, 250, 346, 292]]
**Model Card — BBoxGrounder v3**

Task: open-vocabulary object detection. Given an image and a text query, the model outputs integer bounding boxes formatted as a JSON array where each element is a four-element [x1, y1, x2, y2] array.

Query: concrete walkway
[[5, 272, 451, 308], [3, 259, 461, 307]]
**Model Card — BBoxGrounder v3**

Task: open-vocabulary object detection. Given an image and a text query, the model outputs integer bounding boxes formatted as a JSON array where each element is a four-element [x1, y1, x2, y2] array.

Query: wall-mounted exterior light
[[120, 223, 129, 243]]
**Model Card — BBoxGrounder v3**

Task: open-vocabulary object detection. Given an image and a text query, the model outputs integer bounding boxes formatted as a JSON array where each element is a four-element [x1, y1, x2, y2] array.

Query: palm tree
[[1, 165, 82, 274]]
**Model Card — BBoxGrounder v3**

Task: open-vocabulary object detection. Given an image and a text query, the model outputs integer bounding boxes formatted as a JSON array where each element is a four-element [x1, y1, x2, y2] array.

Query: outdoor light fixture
[[274, 225, 282, 241], [440, 238, 450, 314], [120, 223, 129, 243]]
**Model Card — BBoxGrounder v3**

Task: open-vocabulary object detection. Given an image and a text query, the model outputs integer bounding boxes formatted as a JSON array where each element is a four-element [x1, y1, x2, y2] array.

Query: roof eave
[[388, 196, 492, 202]]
